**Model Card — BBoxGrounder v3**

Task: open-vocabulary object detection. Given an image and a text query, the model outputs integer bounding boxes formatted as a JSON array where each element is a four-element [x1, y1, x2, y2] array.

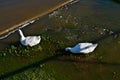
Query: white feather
[[65, 43, 98, 54], [18, 29, 41, 47]]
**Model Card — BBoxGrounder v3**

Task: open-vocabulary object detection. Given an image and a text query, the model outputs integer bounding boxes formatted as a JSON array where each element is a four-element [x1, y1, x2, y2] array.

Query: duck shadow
[[0, 30, 120, 79], [1, 48, 120, 79], [53, 56, 120, 67], [0, 53, 63, 79], [0, 49, 88, 79], [50, 49, 120, 68]]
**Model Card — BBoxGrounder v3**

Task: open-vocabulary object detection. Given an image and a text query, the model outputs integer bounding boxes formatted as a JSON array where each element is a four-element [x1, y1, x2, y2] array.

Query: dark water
[[0, 0, 120, 79]]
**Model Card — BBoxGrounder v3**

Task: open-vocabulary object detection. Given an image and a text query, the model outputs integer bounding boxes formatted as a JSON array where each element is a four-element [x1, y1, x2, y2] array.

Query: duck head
[[65, 47, 71, 52]]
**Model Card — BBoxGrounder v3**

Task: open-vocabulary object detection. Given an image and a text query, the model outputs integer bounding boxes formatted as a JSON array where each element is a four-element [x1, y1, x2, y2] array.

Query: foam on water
[[70, 0, 79, 4]]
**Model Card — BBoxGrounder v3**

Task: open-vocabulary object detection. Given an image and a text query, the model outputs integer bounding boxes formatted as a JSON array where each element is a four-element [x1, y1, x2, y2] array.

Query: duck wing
[[79, 43, 93, 48], [25, 36, 41, 47], [70, 43, 98, 54], [79, 43, 98, 54]]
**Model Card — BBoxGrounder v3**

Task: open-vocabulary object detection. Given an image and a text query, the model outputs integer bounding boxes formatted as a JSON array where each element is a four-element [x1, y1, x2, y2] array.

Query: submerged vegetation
[[5, 63, 56, 80], [0, 31, 120, 80], [0, 0, 120, 80], [0, 34, 68, 79]]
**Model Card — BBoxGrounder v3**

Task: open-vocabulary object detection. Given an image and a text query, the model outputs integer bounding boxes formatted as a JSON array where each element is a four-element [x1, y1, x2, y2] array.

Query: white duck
[[65, 43, 98, 54], [18, 29, 41, 47]]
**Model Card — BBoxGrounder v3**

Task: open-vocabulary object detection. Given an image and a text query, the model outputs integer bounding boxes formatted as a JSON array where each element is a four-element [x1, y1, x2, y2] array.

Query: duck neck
[[18, 29, 25, 40]]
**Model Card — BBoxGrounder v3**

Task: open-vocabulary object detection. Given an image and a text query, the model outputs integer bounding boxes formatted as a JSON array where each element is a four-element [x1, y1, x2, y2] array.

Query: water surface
[[0, 0, 120, 79], [0, 0, 71, 35]]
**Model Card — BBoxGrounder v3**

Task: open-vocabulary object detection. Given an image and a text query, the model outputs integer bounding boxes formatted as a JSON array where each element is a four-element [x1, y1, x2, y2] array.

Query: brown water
[[0, 0, 73, 49], [0, 0, 120, 50], [0, 0, 72, 35], [0, 0, 120, 79]]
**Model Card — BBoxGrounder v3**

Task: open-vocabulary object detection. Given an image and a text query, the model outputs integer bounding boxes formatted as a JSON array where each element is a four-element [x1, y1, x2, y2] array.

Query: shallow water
[[0, 0, 71, 35], [0, 0, 120, 50], [0, 0, 120, 79], [0, 0, 72, 49]]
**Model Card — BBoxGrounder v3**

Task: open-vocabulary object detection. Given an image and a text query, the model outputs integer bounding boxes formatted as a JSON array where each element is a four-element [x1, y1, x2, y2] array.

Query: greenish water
[[0, 0, 120, 80]]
